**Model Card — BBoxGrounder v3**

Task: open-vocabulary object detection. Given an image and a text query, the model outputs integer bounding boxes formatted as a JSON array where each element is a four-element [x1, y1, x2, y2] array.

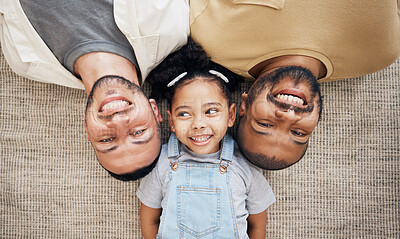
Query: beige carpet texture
[[1, 46, 399, 238]]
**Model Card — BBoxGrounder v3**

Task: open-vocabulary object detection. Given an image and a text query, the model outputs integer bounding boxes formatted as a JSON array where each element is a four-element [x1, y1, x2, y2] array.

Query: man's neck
[[249, 55, 327, 79], [74, 52, 139, 96]]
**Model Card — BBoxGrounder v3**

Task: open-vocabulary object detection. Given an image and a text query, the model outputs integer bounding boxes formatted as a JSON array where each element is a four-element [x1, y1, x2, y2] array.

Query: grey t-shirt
[[20, 0, 139, 77], [137, 142, 276, 238]]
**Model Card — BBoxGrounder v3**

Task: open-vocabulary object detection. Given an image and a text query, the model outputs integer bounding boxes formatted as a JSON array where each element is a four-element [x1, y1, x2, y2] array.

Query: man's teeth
[[190, 135, 211, 142], [101, 100, 129, 111], [277, 94, 304, 105]]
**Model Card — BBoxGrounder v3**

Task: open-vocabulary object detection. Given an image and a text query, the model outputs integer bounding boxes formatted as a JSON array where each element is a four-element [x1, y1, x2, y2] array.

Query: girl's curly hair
[[146, 38, 243, 106]]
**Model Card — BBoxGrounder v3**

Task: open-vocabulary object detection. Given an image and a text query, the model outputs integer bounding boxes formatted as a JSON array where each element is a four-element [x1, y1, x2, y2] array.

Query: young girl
[[137, 39, 276, 239]]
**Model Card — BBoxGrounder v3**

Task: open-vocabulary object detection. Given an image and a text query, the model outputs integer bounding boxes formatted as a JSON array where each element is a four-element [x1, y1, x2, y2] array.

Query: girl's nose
[[192, 117, 206, 130]]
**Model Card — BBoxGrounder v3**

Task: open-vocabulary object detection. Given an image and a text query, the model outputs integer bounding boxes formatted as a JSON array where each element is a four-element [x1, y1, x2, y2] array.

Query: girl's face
[[167, 79, 236, 154]]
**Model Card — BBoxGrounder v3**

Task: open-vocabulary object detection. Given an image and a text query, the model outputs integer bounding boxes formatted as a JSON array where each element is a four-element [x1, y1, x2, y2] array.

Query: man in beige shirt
[[190, 0, 400, 169]]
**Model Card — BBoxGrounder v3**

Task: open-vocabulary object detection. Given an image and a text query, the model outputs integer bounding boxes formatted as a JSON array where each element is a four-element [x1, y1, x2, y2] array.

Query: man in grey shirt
[[0, 0, 190, 180], [20, 1, 140, 82]]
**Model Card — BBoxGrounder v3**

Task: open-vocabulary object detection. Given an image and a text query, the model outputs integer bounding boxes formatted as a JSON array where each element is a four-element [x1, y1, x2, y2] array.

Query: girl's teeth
[[191, 135, 211, 142]]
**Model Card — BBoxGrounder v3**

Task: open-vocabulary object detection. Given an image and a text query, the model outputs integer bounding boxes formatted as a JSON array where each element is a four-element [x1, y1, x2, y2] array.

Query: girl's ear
[[239, 92, 248, 117], [149, 99, 163, 123], [167, 110, 175, 132], [227, 103, 237, 127]]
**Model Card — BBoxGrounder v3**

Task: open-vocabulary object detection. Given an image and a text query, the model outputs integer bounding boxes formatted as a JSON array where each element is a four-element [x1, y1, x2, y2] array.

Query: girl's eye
[[100, 138, 114, 143], [178, 112, 190, 117], [206, 108, 218, 115]]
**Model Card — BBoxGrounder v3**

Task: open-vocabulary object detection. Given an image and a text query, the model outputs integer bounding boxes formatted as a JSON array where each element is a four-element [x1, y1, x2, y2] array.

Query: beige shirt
[[190, 0, 400, 82], [0, 0, 189, 89]]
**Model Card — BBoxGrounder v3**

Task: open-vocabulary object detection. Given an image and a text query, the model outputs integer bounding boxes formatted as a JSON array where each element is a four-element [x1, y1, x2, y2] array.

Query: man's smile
[[276, 93, 305, 106], [275, 89, 307, 106], [98, 96, 134, 117]]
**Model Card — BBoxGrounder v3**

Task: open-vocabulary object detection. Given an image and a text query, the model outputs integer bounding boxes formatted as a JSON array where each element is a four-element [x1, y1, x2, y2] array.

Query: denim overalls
[[157, 133, 239, 239]]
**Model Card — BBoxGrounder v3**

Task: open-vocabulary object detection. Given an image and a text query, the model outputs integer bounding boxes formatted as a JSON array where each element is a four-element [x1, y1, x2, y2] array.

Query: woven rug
[[1, 48, 399, 238]]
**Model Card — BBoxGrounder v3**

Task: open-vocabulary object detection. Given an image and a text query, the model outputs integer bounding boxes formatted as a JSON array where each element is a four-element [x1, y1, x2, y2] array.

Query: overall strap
[[167, 133, 180, 170], [219, 134, 235, 173], [220, 134, 234, 162]]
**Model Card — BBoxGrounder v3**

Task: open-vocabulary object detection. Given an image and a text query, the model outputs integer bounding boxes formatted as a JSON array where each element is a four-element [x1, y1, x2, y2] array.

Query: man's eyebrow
[[131, 134, 153, 145], [97, 145, 118, 154], [251, 124, 270, 136], [293, 139, 308, 146]]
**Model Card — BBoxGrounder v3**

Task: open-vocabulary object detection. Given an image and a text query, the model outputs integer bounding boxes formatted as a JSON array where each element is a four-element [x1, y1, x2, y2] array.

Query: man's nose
[[275, 109, 301, 121], [106, 114, 130, 128]]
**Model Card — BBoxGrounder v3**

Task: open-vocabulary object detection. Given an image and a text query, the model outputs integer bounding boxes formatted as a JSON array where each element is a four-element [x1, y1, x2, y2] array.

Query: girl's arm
[[247, 210, 267, 239], [140, 202, 162, 239]]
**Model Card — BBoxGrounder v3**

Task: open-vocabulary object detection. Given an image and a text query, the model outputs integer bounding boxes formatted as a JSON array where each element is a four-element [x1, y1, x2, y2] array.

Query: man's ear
[[239, 92, 248, 117], [166, 110, 175, 132], [228, 103, 237, 127], [149, 99, 163, 123]]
